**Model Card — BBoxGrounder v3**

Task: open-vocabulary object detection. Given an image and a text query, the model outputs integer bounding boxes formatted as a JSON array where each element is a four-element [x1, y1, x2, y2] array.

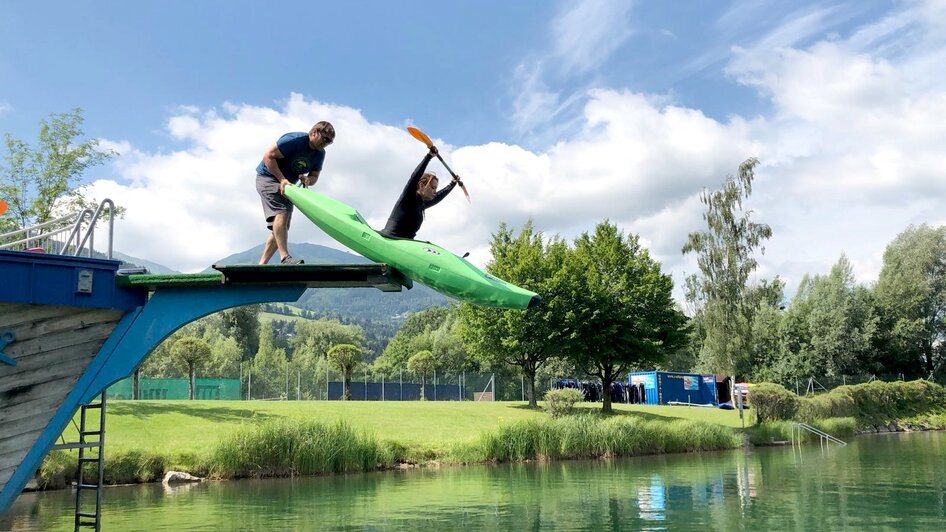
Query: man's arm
[[262, 144, 292, 194], [301, 170, 320, 187]]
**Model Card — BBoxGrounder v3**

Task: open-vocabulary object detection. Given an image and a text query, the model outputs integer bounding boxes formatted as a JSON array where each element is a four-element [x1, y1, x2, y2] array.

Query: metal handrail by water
[[792, 422, 847, 447]]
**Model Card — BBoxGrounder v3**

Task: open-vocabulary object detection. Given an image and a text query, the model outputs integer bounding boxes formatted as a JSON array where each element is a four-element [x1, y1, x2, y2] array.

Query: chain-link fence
[[783, 373, 946, 396]]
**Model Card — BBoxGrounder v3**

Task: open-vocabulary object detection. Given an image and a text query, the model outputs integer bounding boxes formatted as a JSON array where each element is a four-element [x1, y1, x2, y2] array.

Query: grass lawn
[[63, 400, 744, 457]]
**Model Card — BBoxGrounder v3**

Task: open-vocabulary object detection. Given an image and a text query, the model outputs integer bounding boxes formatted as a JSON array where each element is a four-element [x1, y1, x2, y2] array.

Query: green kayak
[[284, 185, 540, 310]]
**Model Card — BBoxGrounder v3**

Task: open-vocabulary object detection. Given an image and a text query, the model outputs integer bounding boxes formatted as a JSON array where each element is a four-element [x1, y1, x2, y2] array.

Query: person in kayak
[[379, 146, 461, 239], [256, 121, 335, 265]]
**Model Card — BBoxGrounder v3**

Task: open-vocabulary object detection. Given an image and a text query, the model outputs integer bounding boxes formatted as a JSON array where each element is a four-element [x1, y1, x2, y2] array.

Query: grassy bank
[[40, 401, 743, 487], [39, 387, 940, 489]]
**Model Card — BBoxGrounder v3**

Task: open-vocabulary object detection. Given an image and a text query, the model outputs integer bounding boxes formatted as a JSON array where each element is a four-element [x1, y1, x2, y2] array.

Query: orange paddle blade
[[406, 126, 434, 148], [0, 199, 7, 215]]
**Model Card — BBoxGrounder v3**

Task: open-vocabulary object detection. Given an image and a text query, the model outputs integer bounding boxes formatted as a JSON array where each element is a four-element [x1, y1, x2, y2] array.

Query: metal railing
[[791, 422, 846, 449], [0, 199, 114, 259]]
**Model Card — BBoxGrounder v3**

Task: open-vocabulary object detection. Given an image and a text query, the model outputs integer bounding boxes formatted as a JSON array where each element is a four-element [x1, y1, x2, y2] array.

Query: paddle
[[406, 126, 471, 202]]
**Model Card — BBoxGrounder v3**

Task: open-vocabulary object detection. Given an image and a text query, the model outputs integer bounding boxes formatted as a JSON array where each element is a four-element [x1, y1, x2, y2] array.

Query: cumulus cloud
[[86, 1, 946, 309]]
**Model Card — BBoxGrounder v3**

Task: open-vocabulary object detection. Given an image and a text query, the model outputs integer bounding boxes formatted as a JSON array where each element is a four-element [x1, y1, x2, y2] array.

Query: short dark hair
[[314, 121, 335, 140]]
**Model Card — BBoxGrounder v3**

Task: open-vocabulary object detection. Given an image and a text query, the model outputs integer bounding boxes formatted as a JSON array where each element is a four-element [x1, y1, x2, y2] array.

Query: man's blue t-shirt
[[256, 132, 326, 183]]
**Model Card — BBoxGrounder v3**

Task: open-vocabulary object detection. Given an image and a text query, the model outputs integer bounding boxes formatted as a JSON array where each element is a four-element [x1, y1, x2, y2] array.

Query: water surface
[[4, 432, 945, 530]]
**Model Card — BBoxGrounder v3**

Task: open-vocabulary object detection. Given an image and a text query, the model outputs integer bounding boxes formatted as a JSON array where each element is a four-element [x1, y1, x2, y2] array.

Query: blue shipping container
[[629, 371, 718, 406]]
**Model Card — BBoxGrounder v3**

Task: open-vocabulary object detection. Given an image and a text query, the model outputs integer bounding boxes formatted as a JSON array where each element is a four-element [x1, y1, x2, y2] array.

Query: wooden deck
[[0, 303, 125, 496]]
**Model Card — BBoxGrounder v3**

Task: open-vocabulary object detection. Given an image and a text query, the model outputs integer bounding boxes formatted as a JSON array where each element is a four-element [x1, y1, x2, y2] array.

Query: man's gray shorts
[[256, 174, 293, 231]]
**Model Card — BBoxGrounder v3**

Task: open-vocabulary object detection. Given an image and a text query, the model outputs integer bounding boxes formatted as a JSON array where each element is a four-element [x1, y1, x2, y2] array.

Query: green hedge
[[752, 379, 946, 425], [750, 383, 798, 422]]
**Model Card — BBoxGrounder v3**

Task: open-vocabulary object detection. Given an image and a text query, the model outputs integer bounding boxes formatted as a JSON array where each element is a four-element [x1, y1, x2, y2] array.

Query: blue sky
[[2, 0, 945, 303]]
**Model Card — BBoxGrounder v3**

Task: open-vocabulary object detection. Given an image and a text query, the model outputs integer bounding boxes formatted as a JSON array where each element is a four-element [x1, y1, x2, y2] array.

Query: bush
[[750, 383, 798, 422], [544, 388, 585, 418], [796, 386, 855, 421], [794, 379, 946, 425]]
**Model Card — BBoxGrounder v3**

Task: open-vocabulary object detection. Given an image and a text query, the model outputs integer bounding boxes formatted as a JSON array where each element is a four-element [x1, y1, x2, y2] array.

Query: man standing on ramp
[[256, 121, 335, 265]]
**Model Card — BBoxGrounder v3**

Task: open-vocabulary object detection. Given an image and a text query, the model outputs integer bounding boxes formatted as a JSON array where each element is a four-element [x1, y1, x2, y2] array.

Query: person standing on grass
[[379, 146, 460, 240], [256, 121, 335, 264]]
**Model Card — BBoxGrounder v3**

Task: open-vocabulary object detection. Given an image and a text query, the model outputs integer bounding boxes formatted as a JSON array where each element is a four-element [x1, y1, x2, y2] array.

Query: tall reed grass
[[208, 419, 397, 479], [450, 414, 741, 463]]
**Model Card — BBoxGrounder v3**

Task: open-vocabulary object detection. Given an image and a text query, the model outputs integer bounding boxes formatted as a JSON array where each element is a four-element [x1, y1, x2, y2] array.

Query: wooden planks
[[0, 302, 124, 497]]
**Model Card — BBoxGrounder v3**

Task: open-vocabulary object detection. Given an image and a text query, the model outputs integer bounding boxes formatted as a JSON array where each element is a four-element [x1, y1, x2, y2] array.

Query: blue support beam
[[0, 283, 305, 512]]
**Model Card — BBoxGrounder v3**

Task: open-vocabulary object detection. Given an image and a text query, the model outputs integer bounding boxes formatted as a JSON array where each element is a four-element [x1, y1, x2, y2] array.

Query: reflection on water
[[4, 432, 946, 530]]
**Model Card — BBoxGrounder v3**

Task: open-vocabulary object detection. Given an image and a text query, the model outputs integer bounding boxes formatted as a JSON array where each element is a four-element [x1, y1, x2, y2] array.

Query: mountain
[[109, 242, 449, 324], [212, 242, 450, 324], [112, 251, 179, 274]]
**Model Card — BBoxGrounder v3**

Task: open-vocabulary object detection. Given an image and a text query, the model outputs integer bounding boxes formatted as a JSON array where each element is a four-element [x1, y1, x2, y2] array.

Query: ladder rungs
[[77, 512, 99, 518], [80, 430, 103, 436], [50, 442, 101, 450], [82, 403, 104, 410], [77, 483, 100, 490], [78, 457, 100, 463]]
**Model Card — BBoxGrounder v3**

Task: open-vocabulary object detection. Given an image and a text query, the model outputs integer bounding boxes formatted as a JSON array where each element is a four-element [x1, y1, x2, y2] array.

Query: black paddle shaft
[[433, 152, 459, 180]]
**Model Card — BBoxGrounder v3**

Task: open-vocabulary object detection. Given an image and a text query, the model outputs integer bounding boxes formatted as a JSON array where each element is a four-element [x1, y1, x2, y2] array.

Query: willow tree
[[682, 158, 772, 378]]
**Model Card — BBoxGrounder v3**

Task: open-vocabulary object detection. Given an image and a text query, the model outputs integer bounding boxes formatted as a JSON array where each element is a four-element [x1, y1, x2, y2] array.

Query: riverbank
[[33, 386, 946, 490], [37, 401, 746, 489]]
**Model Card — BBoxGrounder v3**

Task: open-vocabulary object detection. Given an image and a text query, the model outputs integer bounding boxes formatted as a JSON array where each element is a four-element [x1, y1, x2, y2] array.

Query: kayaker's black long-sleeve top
[[380, 152, 457, 239]]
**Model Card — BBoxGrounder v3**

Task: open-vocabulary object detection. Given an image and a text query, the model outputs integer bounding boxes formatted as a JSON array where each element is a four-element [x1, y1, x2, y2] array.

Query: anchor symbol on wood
[[0, 331, 15, 366]]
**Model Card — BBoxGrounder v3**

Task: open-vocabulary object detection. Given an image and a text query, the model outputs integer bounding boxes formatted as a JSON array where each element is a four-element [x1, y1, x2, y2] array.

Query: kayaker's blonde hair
[[419, 172, 438, 189]]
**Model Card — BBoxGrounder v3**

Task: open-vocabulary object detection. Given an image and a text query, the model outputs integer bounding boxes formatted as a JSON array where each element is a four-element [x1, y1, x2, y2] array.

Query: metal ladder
[[791, 422, 846, 448], [51, 392, 107, 531]]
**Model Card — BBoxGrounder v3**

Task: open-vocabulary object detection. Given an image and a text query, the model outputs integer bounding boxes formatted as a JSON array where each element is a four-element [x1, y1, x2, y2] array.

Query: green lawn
[[65, 400, 743, 456]]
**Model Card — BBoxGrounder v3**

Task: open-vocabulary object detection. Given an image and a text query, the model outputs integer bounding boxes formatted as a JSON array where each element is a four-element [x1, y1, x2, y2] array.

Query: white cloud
[[551, 0, 636, 75], [86, 1, 946, 310], [509, 0, 636, 136], [0, 102, 11, 115]]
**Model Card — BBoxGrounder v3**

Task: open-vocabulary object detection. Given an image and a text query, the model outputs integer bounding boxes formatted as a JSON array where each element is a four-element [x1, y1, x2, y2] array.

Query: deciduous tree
[[170, 336, 212, 400], [682, 158, 772, 378], [459, 221, 570, 407]]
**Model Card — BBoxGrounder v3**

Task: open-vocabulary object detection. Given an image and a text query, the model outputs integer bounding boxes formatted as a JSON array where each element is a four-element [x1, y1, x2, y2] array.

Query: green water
[[5, 432, 946, 530]]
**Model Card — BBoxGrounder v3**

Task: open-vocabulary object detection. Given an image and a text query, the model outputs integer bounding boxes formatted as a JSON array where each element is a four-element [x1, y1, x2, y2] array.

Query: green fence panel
[[107, 378, 241, 400]]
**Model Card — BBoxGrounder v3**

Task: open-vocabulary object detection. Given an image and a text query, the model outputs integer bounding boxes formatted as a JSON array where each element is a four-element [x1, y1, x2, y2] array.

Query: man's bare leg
[[258, 232, 278, 264], [272, 211, 291, 261], [258, 211, 290, 264]]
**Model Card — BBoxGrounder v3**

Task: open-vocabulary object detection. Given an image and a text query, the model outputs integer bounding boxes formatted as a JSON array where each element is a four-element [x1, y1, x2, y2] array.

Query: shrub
[[544, 388, 585, 418], [796, 386, 855, 421], [794, 379, 946, 425], [750, 383, 798, 422]]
